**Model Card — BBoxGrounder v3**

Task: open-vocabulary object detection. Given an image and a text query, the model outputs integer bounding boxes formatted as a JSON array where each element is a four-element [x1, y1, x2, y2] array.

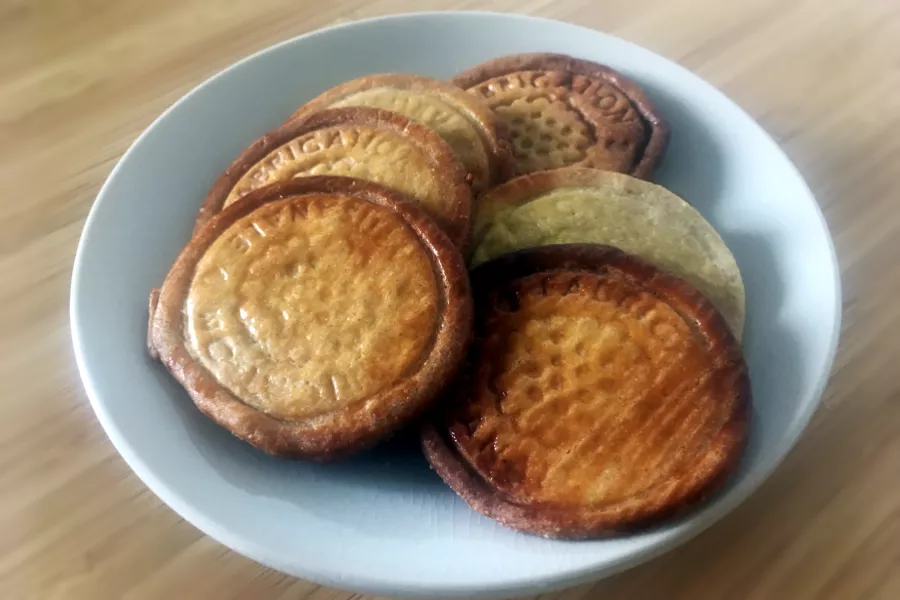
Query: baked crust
[[287, 73, 515, 195], [151, 176, 473, 460], [195, 107, 472, 248], [452, 53, 669, 179], [422, 244, 750, 538]]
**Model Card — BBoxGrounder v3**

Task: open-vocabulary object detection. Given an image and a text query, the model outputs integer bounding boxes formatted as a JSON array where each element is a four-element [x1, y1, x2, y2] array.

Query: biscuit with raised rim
[[289, 74, 514, 195], [453, 53, 668, 178], [423, 244, 750, 538], [151, 176, 472, 459], [196, 107, 472, 248]]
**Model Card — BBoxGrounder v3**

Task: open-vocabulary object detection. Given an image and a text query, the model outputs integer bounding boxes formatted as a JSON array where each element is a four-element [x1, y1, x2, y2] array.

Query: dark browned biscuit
[[288, 73, 514, 195], [423, 244, 749, 538], [196, 107, 472, 248], [453, 53, 669, 178], [151, 176, 472, 460]]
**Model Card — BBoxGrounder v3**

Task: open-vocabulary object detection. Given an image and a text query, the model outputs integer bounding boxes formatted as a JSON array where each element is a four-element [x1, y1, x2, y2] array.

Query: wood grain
[[2, 0, 898, 598]]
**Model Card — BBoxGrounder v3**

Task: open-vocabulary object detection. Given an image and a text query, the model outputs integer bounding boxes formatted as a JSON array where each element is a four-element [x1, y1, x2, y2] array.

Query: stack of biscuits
[[148, 53, 751, 539]]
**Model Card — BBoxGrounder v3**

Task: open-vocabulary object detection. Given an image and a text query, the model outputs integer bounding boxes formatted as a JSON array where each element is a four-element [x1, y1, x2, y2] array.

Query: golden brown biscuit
[[288, 74, 514, 195], [423, 244, 750, 539], [151, 176, 472, 460], [453, 53, 669, 178], [469, 168, 745, 339], [196, 107, 472, 248]]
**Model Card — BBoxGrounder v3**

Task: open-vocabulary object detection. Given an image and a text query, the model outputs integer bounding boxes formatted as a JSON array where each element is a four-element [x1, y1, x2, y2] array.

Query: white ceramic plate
[[71, 11, 841, 598]]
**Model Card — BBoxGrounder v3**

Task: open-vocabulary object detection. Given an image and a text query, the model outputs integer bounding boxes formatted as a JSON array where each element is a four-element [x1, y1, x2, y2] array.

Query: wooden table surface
[[3, 0, 899, 598]]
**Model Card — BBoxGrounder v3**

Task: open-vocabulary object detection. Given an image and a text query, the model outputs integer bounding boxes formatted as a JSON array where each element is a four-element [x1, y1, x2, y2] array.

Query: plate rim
[[70, 10, 843, 597]]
